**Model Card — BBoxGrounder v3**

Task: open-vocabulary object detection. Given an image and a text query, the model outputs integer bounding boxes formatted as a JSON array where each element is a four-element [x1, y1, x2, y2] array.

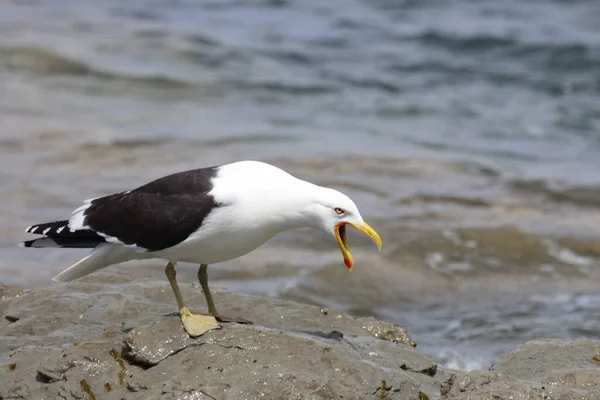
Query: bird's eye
[[334, 207, 345, 215]]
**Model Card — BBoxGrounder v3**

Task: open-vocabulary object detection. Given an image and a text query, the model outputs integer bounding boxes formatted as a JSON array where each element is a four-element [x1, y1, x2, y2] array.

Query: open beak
[[334, 221, 382, 270]]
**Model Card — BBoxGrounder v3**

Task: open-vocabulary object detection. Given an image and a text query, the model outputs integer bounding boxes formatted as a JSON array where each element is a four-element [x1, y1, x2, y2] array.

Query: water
[[2, 0, 600, 370]]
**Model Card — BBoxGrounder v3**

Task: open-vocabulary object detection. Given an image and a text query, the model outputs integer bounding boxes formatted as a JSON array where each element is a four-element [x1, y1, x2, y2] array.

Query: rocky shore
[[1, 270, 599, 399]]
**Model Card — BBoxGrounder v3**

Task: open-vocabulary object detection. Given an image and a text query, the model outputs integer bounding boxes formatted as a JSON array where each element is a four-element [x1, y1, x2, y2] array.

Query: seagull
[[22, 160, 382, 337]]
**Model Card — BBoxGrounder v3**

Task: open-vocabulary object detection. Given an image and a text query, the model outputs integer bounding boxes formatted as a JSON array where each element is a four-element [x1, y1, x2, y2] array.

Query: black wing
[[82, 166, 220, 251], [132, 167, 216, 195]]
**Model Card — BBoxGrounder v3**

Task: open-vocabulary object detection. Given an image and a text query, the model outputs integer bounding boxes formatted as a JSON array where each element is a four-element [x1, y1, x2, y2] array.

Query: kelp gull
[[22, 160, 382, 337]]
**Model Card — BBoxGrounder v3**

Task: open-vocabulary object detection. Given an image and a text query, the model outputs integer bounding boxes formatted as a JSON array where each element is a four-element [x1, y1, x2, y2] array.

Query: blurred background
[[2, 0, 600, 370]]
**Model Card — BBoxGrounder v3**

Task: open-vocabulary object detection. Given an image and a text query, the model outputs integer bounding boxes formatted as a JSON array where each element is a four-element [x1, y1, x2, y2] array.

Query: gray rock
[[0, 271, 439, 400], [441, 338, 600, 399], [2, 270, 600, 400]]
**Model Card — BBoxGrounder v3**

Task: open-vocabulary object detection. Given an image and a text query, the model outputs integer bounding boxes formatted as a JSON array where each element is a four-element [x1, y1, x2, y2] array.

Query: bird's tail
[[22, 220, 131, 282], [52, 243, 130, 282], [21, 220, 105, 249]]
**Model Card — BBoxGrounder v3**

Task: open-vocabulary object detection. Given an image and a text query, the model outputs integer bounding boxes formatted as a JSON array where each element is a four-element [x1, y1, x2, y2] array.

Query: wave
[[408, 30, 600, 74], [413, 30, 518, 52], [509, 179, 600, 207], [74, 133, 297, 151], [230, 80, 339, 95], [387, 30, 600, 96], [387, 59, 594, 96], [334, 75, 401, 94], [398, 194, 491, 208], [0, 46, 192, 88]]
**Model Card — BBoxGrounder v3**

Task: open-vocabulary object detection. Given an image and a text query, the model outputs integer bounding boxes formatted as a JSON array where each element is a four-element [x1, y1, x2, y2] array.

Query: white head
[[301, 186, 382, 269]]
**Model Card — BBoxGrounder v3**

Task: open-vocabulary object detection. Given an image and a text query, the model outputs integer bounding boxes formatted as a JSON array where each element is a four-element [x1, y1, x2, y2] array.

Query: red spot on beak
[[344, 258, 353, 270]]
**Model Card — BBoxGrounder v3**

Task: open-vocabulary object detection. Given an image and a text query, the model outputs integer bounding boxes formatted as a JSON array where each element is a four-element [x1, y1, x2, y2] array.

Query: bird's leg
[[165, 262, 220, 337], [197, 264, 252, 324], [197, 264, 218, 315]]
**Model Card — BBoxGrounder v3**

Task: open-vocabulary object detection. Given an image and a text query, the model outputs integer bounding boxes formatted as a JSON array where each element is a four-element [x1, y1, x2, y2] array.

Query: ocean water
[[1, 0, 600, 370]]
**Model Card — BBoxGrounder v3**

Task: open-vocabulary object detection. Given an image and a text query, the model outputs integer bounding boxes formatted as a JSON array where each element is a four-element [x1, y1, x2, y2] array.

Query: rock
[[360, 317, 417, 347], [0, 282, 23, 300], [2, 270, 600, 399], [121, 317, 438, 399], [441, 338, 600, 399], [0, 270, 440, 399]]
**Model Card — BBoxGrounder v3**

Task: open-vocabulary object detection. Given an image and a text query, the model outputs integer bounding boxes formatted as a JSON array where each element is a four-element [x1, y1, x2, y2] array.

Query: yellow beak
[[334, 221, 382, 270]]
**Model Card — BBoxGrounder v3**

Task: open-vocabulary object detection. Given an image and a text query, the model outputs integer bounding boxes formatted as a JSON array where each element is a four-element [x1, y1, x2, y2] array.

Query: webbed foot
[[180, 306, 221, 337]]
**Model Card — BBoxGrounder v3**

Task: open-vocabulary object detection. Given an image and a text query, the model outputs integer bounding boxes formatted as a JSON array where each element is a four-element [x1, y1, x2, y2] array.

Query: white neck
[[211, 168, 331, 235]]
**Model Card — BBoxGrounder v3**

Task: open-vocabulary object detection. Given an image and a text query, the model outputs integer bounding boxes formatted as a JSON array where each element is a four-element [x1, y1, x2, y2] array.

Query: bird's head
[[310, 188, 382, 270]]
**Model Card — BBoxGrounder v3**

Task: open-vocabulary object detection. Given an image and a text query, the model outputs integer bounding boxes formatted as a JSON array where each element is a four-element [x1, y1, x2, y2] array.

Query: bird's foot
[[214, 314, 253, 325], [180, 307, 221, 337]]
